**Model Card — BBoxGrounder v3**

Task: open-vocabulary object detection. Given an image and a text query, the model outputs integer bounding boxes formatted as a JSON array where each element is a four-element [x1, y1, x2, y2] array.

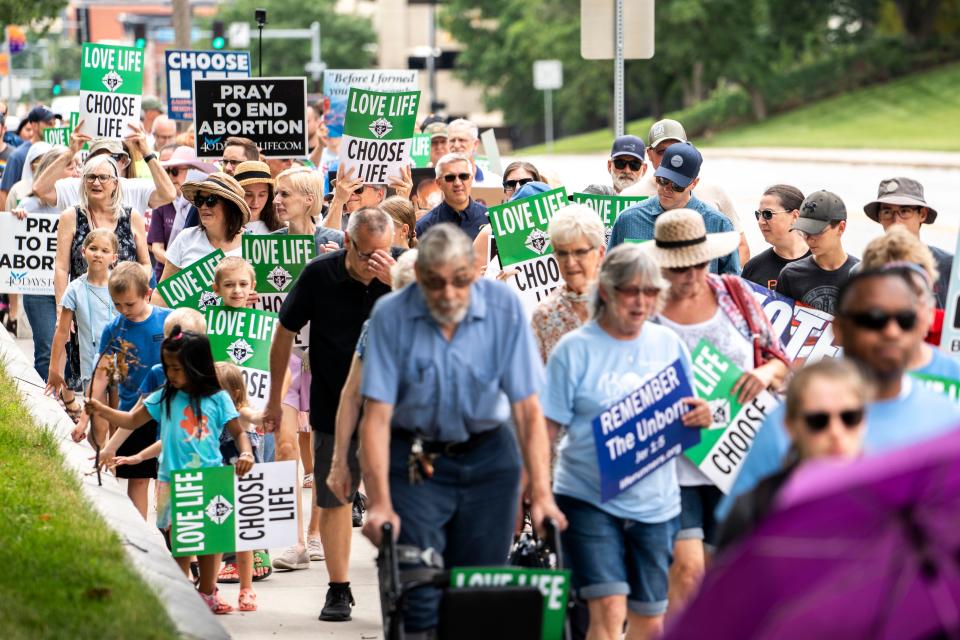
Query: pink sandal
[[199, 587, 234, 614], [238, 587, 258, 612]]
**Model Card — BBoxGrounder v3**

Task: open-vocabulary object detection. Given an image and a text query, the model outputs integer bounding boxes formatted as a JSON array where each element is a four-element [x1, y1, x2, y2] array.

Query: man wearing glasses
[[607, 134, 646, 194], [864, 177, 951, 309], [775, 190, 859, 315], [220, 136, 259, 176], [415, 152, 488, 240], [608, 142, 740, 275]]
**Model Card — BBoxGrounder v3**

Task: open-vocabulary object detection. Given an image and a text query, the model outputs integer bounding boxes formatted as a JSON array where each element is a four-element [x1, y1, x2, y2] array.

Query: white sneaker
[[272, 546, 310, 570], [307, 537, 325, 561]]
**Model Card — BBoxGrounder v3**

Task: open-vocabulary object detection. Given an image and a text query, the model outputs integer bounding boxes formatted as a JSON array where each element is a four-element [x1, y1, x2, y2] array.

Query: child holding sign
[[86, 328, 254, 615]]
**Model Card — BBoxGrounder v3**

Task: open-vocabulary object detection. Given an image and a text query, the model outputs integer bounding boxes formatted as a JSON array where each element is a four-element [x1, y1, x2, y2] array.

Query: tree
[[0, 0, 68, 27], [892, 0, 942, 41]]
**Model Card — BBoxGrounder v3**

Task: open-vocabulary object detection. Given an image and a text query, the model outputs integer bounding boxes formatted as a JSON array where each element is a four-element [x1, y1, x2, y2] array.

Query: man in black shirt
[[414, 152, 489, 240], [264, 207, 398, 622], [741, 184, 810, 290]]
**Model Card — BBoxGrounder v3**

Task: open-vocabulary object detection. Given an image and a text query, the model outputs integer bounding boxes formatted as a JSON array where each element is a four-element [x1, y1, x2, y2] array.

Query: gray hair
[[416, 223, 475, 271], [390, 248, 418, 290], [447, 118, 479, 140], [549, 203, 605, 249], [79, 155, 125, 221], [434, 152, 474, 179], [346, 206, 394, 238], [593, 244, 668, 319]]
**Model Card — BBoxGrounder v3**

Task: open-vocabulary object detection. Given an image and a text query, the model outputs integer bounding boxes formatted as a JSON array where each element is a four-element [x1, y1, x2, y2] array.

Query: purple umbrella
[[665, 427, 960, 640]]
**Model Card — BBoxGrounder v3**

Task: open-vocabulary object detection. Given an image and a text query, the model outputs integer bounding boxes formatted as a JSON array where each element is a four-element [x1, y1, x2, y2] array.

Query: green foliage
[[0, 0, 68, 27]]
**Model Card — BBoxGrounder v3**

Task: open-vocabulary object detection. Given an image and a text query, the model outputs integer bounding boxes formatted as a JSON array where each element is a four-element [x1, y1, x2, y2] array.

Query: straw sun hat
[[181, 172, 252, 226], [233, 160, 275, 187], [644, 208, 739, 269]]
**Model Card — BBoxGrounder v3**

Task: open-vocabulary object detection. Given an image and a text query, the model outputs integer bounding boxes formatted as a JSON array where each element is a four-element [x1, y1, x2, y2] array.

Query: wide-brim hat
[[863, 177, 938, 224], [181, 172, 251, 225], [233, 160, 275, 187], [644, 208, 740, 269], [160, 145, 218, 174]]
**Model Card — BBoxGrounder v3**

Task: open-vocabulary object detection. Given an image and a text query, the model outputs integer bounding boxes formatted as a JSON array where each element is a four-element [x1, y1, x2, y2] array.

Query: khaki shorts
[[313, 432, 360, 508]]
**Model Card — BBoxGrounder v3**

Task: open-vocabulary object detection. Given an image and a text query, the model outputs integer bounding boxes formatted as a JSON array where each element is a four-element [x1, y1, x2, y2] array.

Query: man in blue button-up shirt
[[414, 152, 489, 241], [609, 142, 740, 275], [359, 223, 566, 635]]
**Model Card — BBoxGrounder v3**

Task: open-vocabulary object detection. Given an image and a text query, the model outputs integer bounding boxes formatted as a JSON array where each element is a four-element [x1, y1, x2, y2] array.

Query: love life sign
[[340, 88, 421, 184], [156, 249, 224, 311], [79, 43, 144, 140], [488, 187, 569, 267], [206, 306, 279, 410]]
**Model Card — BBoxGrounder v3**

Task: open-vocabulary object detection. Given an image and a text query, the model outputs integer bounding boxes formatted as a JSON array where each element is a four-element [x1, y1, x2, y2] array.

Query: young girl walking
[[86, 327, 254, 614]]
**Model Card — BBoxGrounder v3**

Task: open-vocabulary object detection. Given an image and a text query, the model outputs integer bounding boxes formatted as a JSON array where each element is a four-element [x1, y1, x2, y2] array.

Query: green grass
[[0, 367, 178, 640], [520, 63, 960, 154]]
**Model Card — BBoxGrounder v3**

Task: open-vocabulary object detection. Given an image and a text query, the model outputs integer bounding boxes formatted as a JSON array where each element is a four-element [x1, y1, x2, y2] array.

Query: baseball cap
[[142, 96, 164, 113], [863, 177, 937, 225], [647, 119, 687, 148], [420, 114, 446, 132], [510, 181, 552, 202], [425, 122, 448, 140], [610, 135, 645, 161], [654, 142, 702, 189], [25, 106, 60, 124], [792, 190, 847, 235]]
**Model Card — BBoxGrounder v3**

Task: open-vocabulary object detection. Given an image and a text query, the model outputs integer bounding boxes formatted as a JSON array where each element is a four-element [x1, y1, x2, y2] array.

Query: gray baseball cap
[[863, 177, 937, 225], [792, 190, 847, 235], [647, 119, 686, 148]]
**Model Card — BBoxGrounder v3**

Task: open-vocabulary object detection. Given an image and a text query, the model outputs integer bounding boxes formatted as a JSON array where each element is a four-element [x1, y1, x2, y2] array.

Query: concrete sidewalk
[[700, 146, 960, 169]]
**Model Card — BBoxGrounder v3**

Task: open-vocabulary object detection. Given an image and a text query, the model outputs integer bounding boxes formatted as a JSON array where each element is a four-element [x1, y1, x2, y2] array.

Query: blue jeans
[[22, 295, 57, 382], [390, 425, 522, 632]]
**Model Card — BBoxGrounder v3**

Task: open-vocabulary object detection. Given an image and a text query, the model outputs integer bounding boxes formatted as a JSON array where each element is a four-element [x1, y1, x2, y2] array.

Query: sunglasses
[[613, 285, 661, 298], [193, 194, 221, 209], [503, 177, 533, 191], [848, 309, 917, 332], [667, 262, 709, 274], [612, 158, 643, 172], [755, 208, 789, 221], [802, 408, 865, 433], [655, 176, 685, 193], [110, 152, 131, 167], [442, 172, 472, 183], [165, 167, 182, 178]]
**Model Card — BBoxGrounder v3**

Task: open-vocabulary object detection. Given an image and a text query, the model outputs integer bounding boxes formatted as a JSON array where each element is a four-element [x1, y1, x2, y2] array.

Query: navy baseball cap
[[610, 135, 645, 161], [25, 106, 60, 124], [654, 142, 702, 189]]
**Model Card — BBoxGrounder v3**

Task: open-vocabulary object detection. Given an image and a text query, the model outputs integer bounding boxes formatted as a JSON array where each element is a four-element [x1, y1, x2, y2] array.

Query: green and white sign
[[450, 567, 571, 640], [911, 372, 960, 403], [571, 193, 647, 231], [487, 187, 568, 267], [170, 460, 297, 557], [42, 113, 79, 146], [243, 234, 313, 349], [687, 339, 779, 493], [340, 88, 421, 184], [156, 249, 224, 311], [206, 306, 279, 409], [79, 43, 144, 139], [410, 132, 432, 168]]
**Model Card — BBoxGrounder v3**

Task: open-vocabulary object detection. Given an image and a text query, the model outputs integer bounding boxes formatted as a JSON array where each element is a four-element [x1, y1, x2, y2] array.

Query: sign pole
[[544, 88, 553, 154], [614, 0, 625, 137]]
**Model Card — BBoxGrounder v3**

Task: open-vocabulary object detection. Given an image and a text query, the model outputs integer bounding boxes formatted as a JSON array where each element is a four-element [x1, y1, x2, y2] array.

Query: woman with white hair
[[532, 203, 606, 362], [543, 243, 711, 640]]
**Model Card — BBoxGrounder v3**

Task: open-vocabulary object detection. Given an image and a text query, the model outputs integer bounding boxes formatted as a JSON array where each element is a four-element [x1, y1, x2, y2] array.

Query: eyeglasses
[[193, 194, 221, 209], [802, 408, 865, 433], [110, 153, 130, 167], [655, 176, 685, 193], [847, 309, 918, 332], [221, 158, 243, 167], [350, 239, 379, 261], [503, 177, 533, 192], [612, 158, 643, 172], [667, 262, 709, 274], [878, 206, 921, 221], [165, 167, 182, 178], [442, 173, 472, 184], [554, 247, 596, 261], [613, 285, 661, 298], [420, 274, 474, 290], [84, 174, 117, 184], [755, 209, 789, 221]]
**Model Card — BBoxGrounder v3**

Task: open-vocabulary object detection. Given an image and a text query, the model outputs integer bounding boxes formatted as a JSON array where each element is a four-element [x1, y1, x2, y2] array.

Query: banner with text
[[156, 249, 224, 311], [80, 43, 144, 140], [488, 187, 568, 267], [340, 88, 421, 184], [165, 50, 251, 121], [939, 228, 960, 358], [571, 193, 647, 239], [687, 339, 779, 493], [410, 133, 432, 168], [206, 306, 278, 409], [42, 112, 80, 147], [0, 212, 58, 294], [592, 359, 701, 502], [243, 234, 313, 348], [322, 69, 418, 138], [911, 372, 960, 403], [194, 77, 307, 159], [170, 461, 297, 557], [744, 281, 840, 364]]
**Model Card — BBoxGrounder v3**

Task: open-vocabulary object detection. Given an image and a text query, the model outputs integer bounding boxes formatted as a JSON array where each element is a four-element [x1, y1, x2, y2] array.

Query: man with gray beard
[[358, 224, 567, 638], [608, 134, 647, 194]]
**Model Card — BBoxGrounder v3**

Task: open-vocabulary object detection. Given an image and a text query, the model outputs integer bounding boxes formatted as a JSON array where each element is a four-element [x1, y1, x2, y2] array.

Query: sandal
[[62, 395, 83, 424], [199, 587, 234, 615], [217, 561, 240, 584], [303, 473, 314, 488], [252, 550, 272, 582], [238, 587, 257, 612]]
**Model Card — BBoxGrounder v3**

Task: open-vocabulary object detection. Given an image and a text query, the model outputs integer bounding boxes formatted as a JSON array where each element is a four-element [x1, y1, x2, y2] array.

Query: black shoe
[[352, 492, 366, 528], [319, 585, 355, 621]]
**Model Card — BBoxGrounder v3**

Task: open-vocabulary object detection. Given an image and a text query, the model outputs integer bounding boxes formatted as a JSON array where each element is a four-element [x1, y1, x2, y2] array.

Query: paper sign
[[165, 50, 251, 121], [322, 69, 419, 138], [156, 249, 224, 311], [79, 43, 144, 139], [410, 133, 432, 168], [488, 187, 568, 267], [910, 372, 960, 403], [170, 461, 297, 556], [744, 281, 841, 364], [340, 88, 421, 184], [206, 306, 279, 409], [193, 77, 308, 159], [0, 212, 58, 294], [571, 193, 647, 233], [450, 567, 571, 640], [687, 339, 779, 493], [591, 359, 701, 502], [242, 234, 314, 348], [939, 228, 960, 357]]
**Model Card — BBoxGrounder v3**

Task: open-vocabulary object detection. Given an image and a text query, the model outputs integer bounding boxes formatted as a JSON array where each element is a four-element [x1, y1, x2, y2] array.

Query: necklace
[[83, 278, 118, 347]]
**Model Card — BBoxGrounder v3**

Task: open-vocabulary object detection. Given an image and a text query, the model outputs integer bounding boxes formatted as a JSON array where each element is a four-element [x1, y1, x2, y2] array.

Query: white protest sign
[[340, 88, 421, 184], [0, 212, 58, 294], [79, 43, 144, 139]]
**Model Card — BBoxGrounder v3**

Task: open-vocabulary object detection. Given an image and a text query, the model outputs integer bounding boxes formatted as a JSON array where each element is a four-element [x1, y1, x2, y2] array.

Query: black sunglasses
[[442, 172, 472, 183], [655, 176, 685, 193], [503, 177, 533, 191], [848, 309, 917, 332], [754, 208, 789, 221], [165, 167, 182, 178], [612, 158, 643, 171], [802, 408, 865, 432], [193, 193, 221, 209], [667, 262, 709, 274]]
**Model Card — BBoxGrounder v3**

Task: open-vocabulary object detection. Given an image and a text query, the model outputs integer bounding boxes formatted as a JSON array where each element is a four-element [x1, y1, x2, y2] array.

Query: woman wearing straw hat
[[645, 208, 788, 616], [543, 243, 711, 640], [234, 160, 283, 234]]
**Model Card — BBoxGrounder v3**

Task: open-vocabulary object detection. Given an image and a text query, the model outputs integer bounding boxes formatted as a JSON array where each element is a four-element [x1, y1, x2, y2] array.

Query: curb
[[0, 329, 230, 640], [699, 147, 960, 170]]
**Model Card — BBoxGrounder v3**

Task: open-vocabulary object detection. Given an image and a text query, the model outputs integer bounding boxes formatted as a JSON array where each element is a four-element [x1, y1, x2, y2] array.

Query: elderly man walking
[[359, 223, 566, 637]]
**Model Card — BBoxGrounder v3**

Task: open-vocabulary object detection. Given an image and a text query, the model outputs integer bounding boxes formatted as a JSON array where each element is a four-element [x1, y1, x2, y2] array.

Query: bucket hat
[[864, 177, 937, 225]]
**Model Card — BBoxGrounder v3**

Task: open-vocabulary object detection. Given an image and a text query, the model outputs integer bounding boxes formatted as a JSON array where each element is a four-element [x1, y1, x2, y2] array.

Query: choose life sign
[[243, 235, 314, 348], [170, 461, 297, 557], [340, 88, 420, 185], [79, 43, 144, 139], [156, 249, 224, 311], [687, 339, 779, 493], [0, 212, 58, 294], [591, 359, 701, 502], [165, 50, 251, 121], [206, 306, 279, 409]]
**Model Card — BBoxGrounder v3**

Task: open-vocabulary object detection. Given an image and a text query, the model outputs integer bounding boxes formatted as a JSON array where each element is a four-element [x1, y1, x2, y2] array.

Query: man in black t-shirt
[[741, 184, 811, 290], [776, 190, 859, 315], [264, 207, 399, 622]]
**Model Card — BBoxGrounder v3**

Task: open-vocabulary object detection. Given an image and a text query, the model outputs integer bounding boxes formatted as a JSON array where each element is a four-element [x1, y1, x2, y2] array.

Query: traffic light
[[52, 75, 63, 96], [133, 24, 146, 49], [212, 21, 226, 50]]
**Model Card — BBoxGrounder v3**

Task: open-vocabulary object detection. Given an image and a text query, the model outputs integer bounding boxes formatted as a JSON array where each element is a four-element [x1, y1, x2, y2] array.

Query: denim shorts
[[556, 494, 679, 616], [678, 485, 723, 547]]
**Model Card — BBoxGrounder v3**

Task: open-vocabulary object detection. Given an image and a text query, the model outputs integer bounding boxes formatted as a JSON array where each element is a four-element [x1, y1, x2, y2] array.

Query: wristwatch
[[143, 153, 157, 163]]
